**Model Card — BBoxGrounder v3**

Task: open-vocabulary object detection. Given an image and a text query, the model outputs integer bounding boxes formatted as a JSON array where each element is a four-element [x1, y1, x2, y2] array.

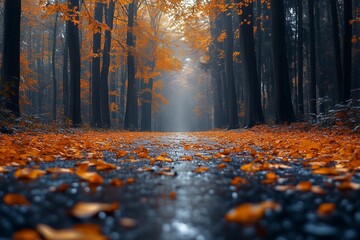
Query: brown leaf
[[3, 193, 30, 206], [230, 176, 247, 186], [225, 201, 280, 224], [13, 229, 41, 240], [116, 150, 128, 158], [71, 202, 119, 218], [194, 166, 209, 173], [37, 224, 107, 240], [14, 168, 45, 180], [76, 171, 104, 185], [109, 179, 124, 187], [95, 160, 118, 171], [317, 203, 336, 216], [119, 218, 137, 228], [313, 168, 339, 176], [295, 181, 312, 191]]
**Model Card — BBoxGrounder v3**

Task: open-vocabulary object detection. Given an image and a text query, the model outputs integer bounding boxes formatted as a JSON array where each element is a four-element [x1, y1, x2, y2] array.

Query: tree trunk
[[330, 0, 344, 103], [124, 1, 138, 130], [343, 0, 352, 101], [1, 0, 21, 117], [308, 0, 317, 120], [222, 0, 239, 129], [52, 13, 59, 121], [237, 0, 264, 127], [67, 0, 82, 126], [91, 2, 103, 128], [297, 0, 304, 118], [270, 0, 296, 123], [63, 37, 70, 119], [100, 0, 115, 128]]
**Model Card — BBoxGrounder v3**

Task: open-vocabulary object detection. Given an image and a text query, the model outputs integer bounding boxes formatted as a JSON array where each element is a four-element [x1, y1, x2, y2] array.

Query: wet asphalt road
[[1, 133, 360, 240]]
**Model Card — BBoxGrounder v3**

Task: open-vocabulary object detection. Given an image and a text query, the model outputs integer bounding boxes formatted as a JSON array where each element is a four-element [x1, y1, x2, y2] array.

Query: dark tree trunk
[[222, 1, 239, 129], [1, 0, 21, 117], [343, 0, 352, 101], [119, 66, 127, 128], [308, 0, 317, 119], [91, 2, 103, 128], [209, 8, 225, 128], [270, 0, 296, 123], [236, 0, 264, 127], [63, 37, 70, 118], [52, 13, 59, 121], [67, 0, 82, 126], [124, 1, 138, 130], [330, 0, 344, 103], [297, 0, 304, 118], [100, 0, 115, 129]]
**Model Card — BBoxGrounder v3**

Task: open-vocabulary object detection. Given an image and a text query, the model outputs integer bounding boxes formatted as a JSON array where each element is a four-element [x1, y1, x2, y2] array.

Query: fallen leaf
[[37, 224, 107, 240], [126, 178, 135, 184], [14, 168, 45, 180], [119, 218, 137, 228], [317, 203, 336, 216], [109, 179, 124, 187], [231, 176, 247, 186], [169, 191, 177, 200], [225, 201, 280, 224], [3, 193, 30, 206], [116, 150, 128, 158], [76, 171, 104, 184], [0, 166, 10, 173], [71, 202, 119, 218], [95, 160, 118, 171], [295, 181, 312, 191], [194, 166, 209, 173], [13, 229, 41, 240], [217, 163, 227, 169], [313, 168, 339, 175]]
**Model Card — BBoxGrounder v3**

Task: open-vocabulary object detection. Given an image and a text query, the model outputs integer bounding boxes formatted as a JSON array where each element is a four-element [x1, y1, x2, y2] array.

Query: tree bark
[[52, 13, 59, 121], [1, 0, 21, 117], [222, 0, 239, 129], [297, 0, 304, 118], [67, 0, 82, 126], [330, 0, 344, 103], [308, 0, 317, 119], [124, 1, 138, 130], [91, 2, 103, 128], [270, 0, 296, 123], [100, 0, 115, 128], [237, 0, 264, 127], [343, 0, 352, 101]]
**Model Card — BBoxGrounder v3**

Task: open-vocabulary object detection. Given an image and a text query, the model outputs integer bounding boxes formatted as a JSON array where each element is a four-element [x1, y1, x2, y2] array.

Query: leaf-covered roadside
[[0, 123, 360, 239]]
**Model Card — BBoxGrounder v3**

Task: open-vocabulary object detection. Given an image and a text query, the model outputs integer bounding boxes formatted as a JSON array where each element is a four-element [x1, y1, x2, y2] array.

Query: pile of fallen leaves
[[1, 123, 359, 238]]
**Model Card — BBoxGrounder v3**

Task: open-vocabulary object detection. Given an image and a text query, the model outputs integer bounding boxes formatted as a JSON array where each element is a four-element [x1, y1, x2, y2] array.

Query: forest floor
[[0, 123, 360, 240]]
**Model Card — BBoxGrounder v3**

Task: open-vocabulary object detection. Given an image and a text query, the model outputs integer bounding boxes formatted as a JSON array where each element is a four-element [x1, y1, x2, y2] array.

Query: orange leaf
[[14, 168, 45, 180], [231, 176, 247, 186], [217, 163, 227, 169], [317, 203, 336, 216], [119, 218, 137, 228], [225, 201, 280, 224], [295, 181, 312, 191], [109, 179, 124, 187], [95, 160, 118, 171], [76, 171, 104, 185], [71, 202, 119, 218], [194, 166, 209, 173], [37, 224, 107, 240], [313, 168, 339, 175], [116, 150, 128, 158], [3, 193, 30, 206], [13, 229, 40, 240]]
